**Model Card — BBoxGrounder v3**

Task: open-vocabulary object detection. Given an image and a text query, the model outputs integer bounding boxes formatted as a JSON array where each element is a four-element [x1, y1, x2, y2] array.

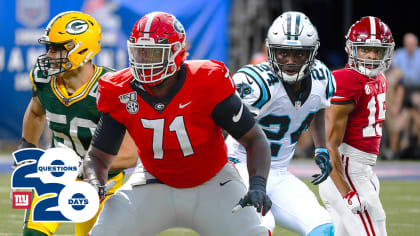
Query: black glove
[[311, 148, 332, 185], [237, 176, 272, 216], [87, 178, 116, 203]]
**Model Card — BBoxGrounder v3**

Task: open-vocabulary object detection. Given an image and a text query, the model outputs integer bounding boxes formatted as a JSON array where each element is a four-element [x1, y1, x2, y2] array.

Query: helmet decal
[[65, 19, 89, 35], [173, 19, 185, 34]]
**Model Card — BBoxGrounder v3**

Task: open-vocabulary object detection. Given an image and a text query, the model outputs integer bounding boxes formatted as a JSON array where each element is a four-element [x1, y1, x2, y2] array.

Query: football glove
[[234, 176, 272, 216], [344, 190, 367, 214], [311, 148, 332, 185], [88, 178, 116, 203]]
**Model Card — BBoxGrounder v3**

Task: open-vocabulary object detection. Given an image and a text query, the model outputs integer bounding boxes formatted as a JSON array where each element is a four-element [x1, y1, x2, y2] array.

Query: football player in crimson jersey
[[318, 16, 395, 236], [18, 11, 138, 236], [83, 12, 272, 236]]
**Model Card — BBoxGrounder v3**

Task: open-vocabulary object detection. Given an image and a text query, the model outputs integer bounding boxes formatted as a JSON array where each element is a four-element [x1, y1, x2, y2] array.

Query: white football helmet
[[266, 11, 319, 83]]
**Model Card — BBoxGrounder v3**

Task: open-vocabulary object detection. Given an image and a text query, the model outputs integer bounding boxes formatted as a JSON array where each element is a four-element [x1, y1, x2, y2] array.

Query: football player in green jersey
[[17, 11, 138, 236]]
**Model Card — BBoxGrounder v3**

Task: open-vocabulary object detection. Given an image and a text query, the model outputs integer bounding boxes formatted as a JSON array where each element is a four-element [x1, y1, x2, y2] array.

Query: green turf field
[[1, 174, 419, 235]]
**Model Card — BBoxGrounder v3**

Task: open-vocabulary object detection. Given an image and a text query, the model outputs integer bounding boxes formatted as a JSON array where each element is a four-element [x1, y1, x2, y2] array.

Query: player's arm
[[84, 113, 126, 189], [211, 93, 271, 215], [308, 108, 332, 185], [326, 102, 368, 213], [109, 132, 138, 171], [20, 95, 45, 148], [325, 103, 354, 196], [309, 108, 326, 148]]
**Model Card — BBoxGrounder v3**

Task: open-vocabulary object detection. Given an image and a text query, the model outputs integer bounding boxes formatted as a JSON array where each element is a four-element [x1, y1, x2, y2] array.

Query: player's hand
[[344, 190, 367, 214], [311, 148, 332, 185], [233, 176, 272, 216], [88, 178, 116, 202]]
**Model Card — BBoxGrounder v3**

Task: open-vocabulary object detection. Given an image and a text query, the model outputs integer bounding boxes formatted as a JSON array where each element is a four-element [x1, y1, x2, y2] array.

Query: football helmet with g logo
[[345, 16, 394, 77], [37, 11, 102, 76], [127, 12, 187, 86], [266, 11, 319, 83]]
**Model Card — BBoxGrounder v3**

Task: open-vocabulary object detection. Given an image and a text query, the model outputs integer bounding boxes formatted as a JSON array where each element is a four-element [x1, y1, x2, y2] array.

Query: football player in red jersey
[[318, 16, 394, 236], [83, 12, 272, 236]]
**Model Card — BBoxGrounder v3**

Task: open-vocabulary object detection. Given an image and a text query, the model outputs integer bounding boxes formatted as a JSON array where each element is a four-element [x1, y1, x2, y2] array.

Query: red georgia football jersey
[[97, 60, 235, 188], [331, 68, 387, 155]]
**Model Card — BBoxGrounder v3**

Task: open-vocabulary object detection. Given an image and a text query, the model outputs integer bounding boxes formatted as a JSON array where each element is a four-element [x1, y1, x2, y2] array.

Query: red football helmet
[[127, 12, 187, 86], [345, 16, 394, 77]]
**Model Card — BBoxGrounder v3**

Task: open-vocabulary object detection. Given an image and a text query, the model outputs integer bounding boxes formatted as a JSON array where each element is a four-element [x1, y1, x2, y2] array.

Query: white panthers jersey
[[226, 60, 335, 170]]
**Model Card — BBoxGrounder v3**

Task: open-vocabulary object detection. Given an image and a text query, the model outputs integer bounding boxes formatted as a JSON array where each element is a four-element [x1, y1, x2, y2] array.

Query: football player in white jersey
[[226, 11, 335, 235]]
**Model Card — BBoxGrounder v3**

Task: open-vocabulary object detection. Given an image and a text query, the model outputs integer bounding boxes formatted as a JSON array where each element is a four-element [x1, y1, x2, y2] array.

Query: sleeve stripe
[[29, 68, 37, 92], [326, 69, 336, 99], [331, 97, 352, 102], [238, 66, 271, 109]]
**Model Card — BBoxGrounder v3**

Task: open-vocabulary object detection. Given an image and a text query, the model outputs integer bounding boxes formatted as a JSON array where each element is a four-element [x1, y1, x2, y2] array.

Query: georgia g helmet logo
[[66, 19, 89, 35], [173, 19, 185, 34]]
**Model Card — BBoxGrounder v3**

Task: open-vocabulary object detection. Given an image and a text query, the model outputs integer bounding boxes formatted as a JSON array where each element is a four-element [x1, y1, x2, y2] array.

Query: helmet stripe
[[369, 16, 377, 40], [286, 13, 292, 40], [142, 12, 159, 39], [295, 13, 301, 40]]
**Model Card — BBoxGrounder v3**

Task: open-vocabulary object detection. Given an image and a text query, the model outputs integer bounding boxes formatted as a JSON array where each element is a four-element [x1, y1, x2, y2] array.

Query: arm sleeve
[[91, 113, 126, 155], [211, 93, 255, 140]]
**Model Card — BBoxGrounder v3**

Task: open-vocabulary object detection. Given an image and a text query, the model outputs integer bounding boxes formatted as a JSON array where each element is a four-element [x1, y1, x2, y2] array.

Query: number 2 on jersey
[[259, 112, 315, 157]]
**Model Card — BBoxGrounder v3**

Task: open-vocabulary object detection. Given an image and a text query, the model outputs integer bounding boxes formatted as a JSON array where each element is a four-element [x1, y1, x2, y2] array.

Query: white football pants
[[235, 162, 332, 235], [89, 162, 270, 236], [319, 144, 387, 236]]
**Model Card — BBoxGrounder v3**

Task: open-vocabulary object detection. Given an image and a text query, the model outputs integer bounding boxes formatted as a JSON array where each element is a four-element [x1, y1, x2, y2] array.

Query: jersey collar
[[51, 65, 102, 106]]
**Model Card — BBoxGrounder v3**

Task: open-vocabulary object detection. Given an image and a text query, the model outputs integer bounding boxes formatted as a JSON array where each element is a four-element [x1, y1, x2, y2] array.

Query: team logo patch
[[236, 82, 253, 98], [119, 92, 139, 114], [154, 103, 165, 111], [365, 85, 371, 95], [173, 19, 185, 34], [66, 19, 89, 35]]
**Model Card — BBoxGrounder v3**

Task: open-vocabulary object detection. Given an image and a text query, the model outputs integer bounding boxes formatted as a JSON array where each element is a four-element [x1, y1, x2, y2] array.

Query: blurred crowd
[[383, 32, 420, 160]]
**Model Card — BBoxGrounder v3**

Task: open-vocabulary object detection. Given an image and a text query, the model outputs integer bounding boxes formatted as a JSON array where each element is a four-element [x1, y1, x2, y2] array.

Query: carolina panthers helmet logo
[[236, 82, 253, 99], [66, 20, 89, 35]]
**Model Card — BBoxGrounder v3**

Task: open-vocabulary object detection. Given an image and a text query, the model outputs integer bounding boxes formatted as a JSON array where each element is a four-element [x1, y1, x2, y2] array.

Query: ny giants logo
[[12, 191, 31, 209]]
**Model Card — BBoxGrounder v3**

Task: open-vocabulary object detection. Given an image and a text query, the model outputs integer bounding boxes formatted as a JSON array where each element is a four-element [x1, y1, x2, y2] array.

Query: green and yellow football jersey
[[29, 65, 115, 157]]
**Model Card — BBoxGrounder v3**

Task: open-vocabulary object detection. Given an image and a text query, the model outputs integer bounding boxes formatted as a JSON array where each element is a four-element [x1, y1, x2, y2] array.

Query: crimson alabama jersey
[[96, 60, 235, 188], [331, 67, 387, 155]]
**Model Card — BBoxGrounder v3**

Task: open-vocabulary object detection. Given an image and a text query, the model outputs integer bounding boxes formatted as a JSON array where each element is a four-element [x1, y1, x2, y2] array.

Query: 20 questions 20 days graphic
[[11, 148, 99, 222]]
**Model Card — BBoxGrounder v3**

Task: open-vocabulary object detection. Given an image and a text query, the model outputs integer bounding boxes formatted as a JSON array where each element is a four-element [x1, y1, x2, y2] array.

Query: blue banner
[[0, 0, 231, 140]]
